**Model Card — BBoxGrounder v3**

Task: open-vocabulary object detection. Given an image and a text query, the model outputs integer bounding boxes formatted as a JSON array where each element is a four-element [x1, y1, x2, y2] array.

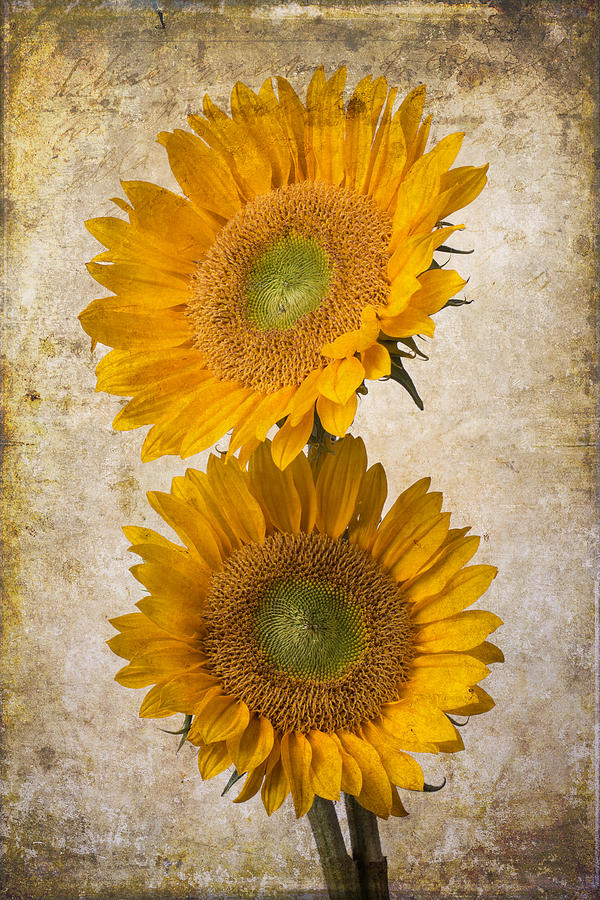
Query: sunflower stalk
[[344, 793, 390, 900], [307, 796, 362, 899]]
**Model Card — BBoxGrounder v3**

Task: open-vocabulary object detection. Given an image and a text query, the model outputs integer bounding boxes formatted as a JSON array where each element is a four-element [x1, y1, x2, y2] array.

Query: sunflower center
[[202, 532, 415, 733], [255, 577, 366, 679], [245, 234, 331, 331], [188, 181, 392, 393]]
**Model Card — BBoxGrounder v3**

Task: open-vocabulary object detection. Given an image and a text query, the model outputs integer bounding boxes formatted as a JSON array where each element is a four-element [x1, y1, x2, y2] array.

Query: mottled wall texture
[[1, 1, 598, 897]]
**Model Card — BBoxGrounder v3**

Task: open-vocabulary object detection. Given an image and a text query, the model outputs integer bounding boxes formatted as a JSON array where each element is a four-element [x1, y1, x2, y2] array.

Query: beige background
[[2, 1, 598, 897]]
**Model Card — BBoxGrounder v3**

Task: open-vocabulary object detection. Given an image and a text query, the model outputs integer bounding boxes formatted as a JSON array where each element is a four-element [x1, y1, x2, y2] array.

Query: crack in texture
[[203, 532, 415, 734], [188, 181, 391, 393]]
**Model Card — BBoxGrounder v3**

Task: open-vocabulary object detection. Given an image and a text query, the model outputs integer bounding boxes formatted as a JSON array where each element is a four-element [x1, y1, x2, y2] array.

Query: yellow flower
[[79, 68, 487, 470], [109, 436, 502, 819]]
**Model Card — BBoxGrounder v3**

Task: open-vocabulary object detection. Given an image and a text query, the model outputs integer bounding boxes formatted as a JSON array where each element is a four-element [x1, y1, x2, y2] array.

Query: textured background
[[2, 1, 598, 897]]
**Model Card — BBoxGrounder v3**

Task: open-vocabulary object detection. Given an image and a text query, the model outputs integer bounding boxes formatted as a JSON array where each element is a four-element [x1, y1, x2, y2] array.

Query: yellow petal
[[361, 343, 391, 380], [321, 304, 381, 361], [107, 624, 173, 662], [367, 88, 406, 209], [344, 75, 387, 192], [261, 758, 290, 815], [288, 451, 318, 534], [307, 731, 342, 802], [347, 462, 388, 551], [129, 558, 206, 603], [372, 487, 442, 566], [337, 731, 392, 818], [438, 163, 489, 218], [160, 672, 221, 713], [315, 392, 358, 438], [200, 695, 250, 744], [194, 92, 273, 197], [390, 785, 409, 817], [135, 595, 204, 640], [356, 306, 383, 349], [409, 653, 490, 695], [307, 66, 346, 186], [205, 455, 266, 545], [280, 732, 314, 818], [446, 685, 495, 716], [209, 95, 271, 199], [411, 565, 498, 623], [402, 535, 481, 602], [378, 309, 437, 340], [233, 763, 267, 803], [227, 716, 275, 773], [288, 369, 322, 426], [146, 491, 222, 569], [248, 441, 303, 533], [275, 76, 308, 180], [109, 610, 166, 632], [128, 540, 210, 587], [235, 78, 292, 189], [321, 330, 362, 359], [319, 357, 365, 406], [392, 156, 443, 246], [271, 407, 315, 471], [384, 270, 422, 318], [399, 680, 479, 713], [315, 435, 367, 539], [86, 261, 191, 308], [379, 699, 458, 747], [410, 114, 432, 167], [173, 470, 238, 557], [115, 644, 205, 688], [85, 216, 191, 273], [388, 513, 451, 582], [317, 360, 342, 402], [410, 268, 467, 314], [176, 384, 254, 459], [79, 298, 191, 351], [331, 733, 362, 795], [198, 741, 232, 779], [121, 180, 218, 256], [468, 640, 504, 665], [96, 349, 204, 398], [244, 385, 296, 445], [388, 225, 463, 283], [398, 85, 426, 160], [436, 732, 465, 754], [157, 129, 241, 218], [139, 682, 176, 718], [415, 610, 503, 653], [237, 436, 261, 469], [360, 722, 424, 790]]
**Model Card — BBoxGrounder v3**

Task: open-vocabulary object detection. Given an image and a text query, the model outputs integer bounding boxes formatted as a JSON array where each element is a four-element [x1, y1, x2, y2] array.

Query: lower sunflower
[[109, 437, 502, 818]]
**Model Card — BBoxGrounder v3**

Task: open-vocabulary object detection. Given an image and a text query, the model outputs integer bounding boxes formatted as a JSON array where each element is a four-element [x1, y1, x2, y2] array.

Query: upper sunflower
[[109, 436, 502, 820], [80, 67, 488, 469]]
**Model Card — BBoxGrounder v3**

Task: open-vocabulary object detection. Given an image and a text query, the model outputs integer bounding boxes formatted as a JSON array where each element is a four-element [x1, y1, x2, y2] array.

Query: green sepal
[[385, 360, 424, 410], [221, 767, 245, 796], [160, 713, 193, 753]]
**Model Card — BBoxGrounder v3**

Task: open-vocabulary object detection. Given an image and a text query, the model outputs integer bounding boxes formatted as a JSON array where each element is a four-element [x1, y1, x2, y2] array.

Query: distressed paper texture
[[1, 1, 598, 897]]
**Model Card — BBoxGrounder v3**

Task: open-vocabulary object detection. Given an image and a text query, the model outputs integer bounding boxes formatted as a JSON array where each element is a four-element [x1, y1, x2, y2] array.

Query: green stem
[[344, 794, 390, 900], [307, 796, 361, 899]]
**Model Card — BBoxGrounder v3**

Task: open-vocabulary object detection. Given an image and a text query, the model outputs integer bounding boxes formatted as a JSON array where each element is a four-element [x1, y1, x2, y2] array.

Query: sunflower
[[109, 436, 502, 819], [80, 67, 488, 470]]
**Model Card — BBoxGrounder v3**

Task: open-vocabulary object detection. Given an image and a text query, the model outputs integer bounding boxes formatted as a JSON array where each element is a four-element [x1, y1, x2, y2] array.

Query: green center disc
[[245, 233, 331, 331], [255, 577, 367, 680]]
